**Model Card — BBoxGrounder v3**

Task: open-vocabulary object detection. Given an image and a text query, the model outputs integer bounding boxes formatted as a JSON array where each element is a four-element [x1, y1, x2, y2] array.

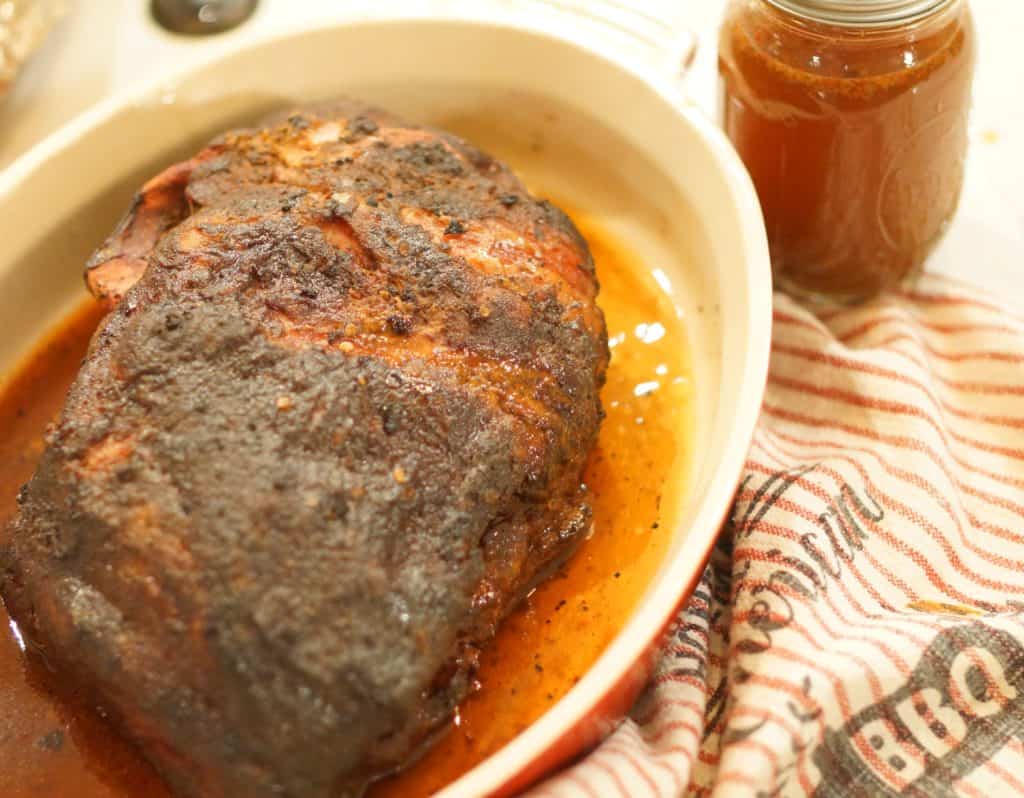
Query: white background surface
[[1, 0, 1021, 306]]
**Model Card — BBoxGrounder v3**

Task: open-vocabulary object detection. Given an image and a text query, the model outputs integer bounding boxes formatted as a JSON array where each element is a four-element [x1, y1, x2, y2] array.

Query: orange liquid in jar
[[0, 214, 693, 797], [719, 0, 976, 300]]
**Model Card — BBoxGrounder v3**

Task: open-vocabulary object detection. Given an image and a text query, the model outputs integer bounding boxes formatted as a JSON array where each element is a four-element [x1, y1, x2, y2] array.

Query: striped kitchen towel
[[531, 274, 1024, 797]]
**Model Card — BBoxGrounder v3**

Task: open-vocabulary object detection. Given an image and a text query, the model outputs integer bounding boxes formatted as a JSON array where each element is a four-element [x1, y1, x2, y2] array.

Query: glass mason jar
[[719, 0, 976, 302]]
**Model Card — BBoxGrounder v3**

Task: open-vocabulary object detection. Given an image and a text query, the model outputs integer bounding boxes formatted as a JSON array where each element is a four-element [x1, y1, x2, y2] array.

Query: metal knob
[[152, 0, 258, 36]]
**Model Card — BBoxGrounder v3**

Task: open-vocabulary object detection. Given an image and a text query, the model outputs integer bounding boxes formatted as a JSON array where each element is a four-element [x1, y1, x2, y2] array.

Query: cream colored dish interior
[[0, 18, 770, 798]]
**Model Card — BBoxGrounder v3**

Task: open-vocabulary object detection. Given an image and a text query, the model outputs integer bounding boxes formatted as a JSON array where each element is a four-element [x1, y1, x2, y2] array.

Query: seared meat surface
[[1, 100, 607, 797]]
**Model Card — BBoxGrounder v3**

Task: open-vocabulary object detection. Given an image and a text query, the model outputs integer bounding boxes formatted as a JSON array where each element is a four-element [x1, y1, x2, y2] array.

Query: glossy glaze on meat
[[0, 100, 608, 798]]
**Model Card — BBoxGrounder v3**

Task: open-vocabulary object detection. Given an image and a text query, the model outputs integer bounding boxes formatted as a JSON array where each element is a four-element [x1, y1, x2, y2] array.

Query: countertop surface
[[1, 0, 1021, 305]]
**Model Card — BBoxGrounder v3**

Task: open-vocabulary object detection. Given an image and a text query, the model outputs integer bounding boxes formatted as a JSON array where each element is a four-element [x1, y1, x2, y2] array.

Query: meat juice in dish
[[0, 115, 692, 797], [370, 212, 692, 797], [0, 213, 691, 798]]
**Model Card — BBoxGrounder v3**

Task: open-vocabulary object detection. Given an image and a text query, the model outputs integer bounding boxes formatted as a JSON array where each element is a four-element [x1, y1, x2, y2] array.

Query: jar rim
[[762, 0, 957, 27]]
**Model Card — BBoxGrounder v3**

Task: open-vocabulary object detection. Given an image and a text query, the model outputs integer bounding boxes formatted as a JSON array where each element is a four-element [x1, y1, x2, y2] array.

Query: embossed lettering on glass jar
[[719, 0, 976, 301]]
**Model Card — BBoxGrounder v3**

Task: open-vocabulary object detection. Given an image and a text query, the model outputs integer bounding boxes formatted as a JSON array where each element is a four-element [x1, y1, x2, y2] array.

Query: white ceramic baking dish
[[0, 2, 770, 795]]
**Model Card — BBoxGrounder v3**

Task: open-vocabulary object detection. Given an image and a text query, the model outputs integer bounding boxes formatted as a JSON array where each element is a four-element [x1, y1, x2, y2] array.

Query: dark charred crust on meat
[[0, 98, 608, 798], [348, 115, 380, 138], [386, 315, 413, 336], [392, 142, 466, 177]]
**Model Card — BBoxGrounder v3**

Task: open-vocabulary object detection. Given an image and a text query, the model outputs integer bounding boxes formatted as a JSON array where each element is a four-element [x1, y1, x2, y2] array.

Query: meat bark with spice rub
[[1, 99, 608, 798]]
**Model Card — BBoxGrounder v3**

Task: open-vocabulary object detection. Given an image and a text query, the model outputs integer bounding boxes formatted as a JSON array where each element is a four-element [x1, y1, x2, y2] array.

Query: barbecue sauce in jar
[[719, 0, 976, 301]]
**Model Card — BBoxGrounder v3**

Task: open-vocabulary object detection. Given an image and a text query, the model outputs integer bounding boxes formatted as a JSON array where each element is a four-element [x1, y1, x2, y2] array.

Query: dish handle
[[522, 0, 698, 93]]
